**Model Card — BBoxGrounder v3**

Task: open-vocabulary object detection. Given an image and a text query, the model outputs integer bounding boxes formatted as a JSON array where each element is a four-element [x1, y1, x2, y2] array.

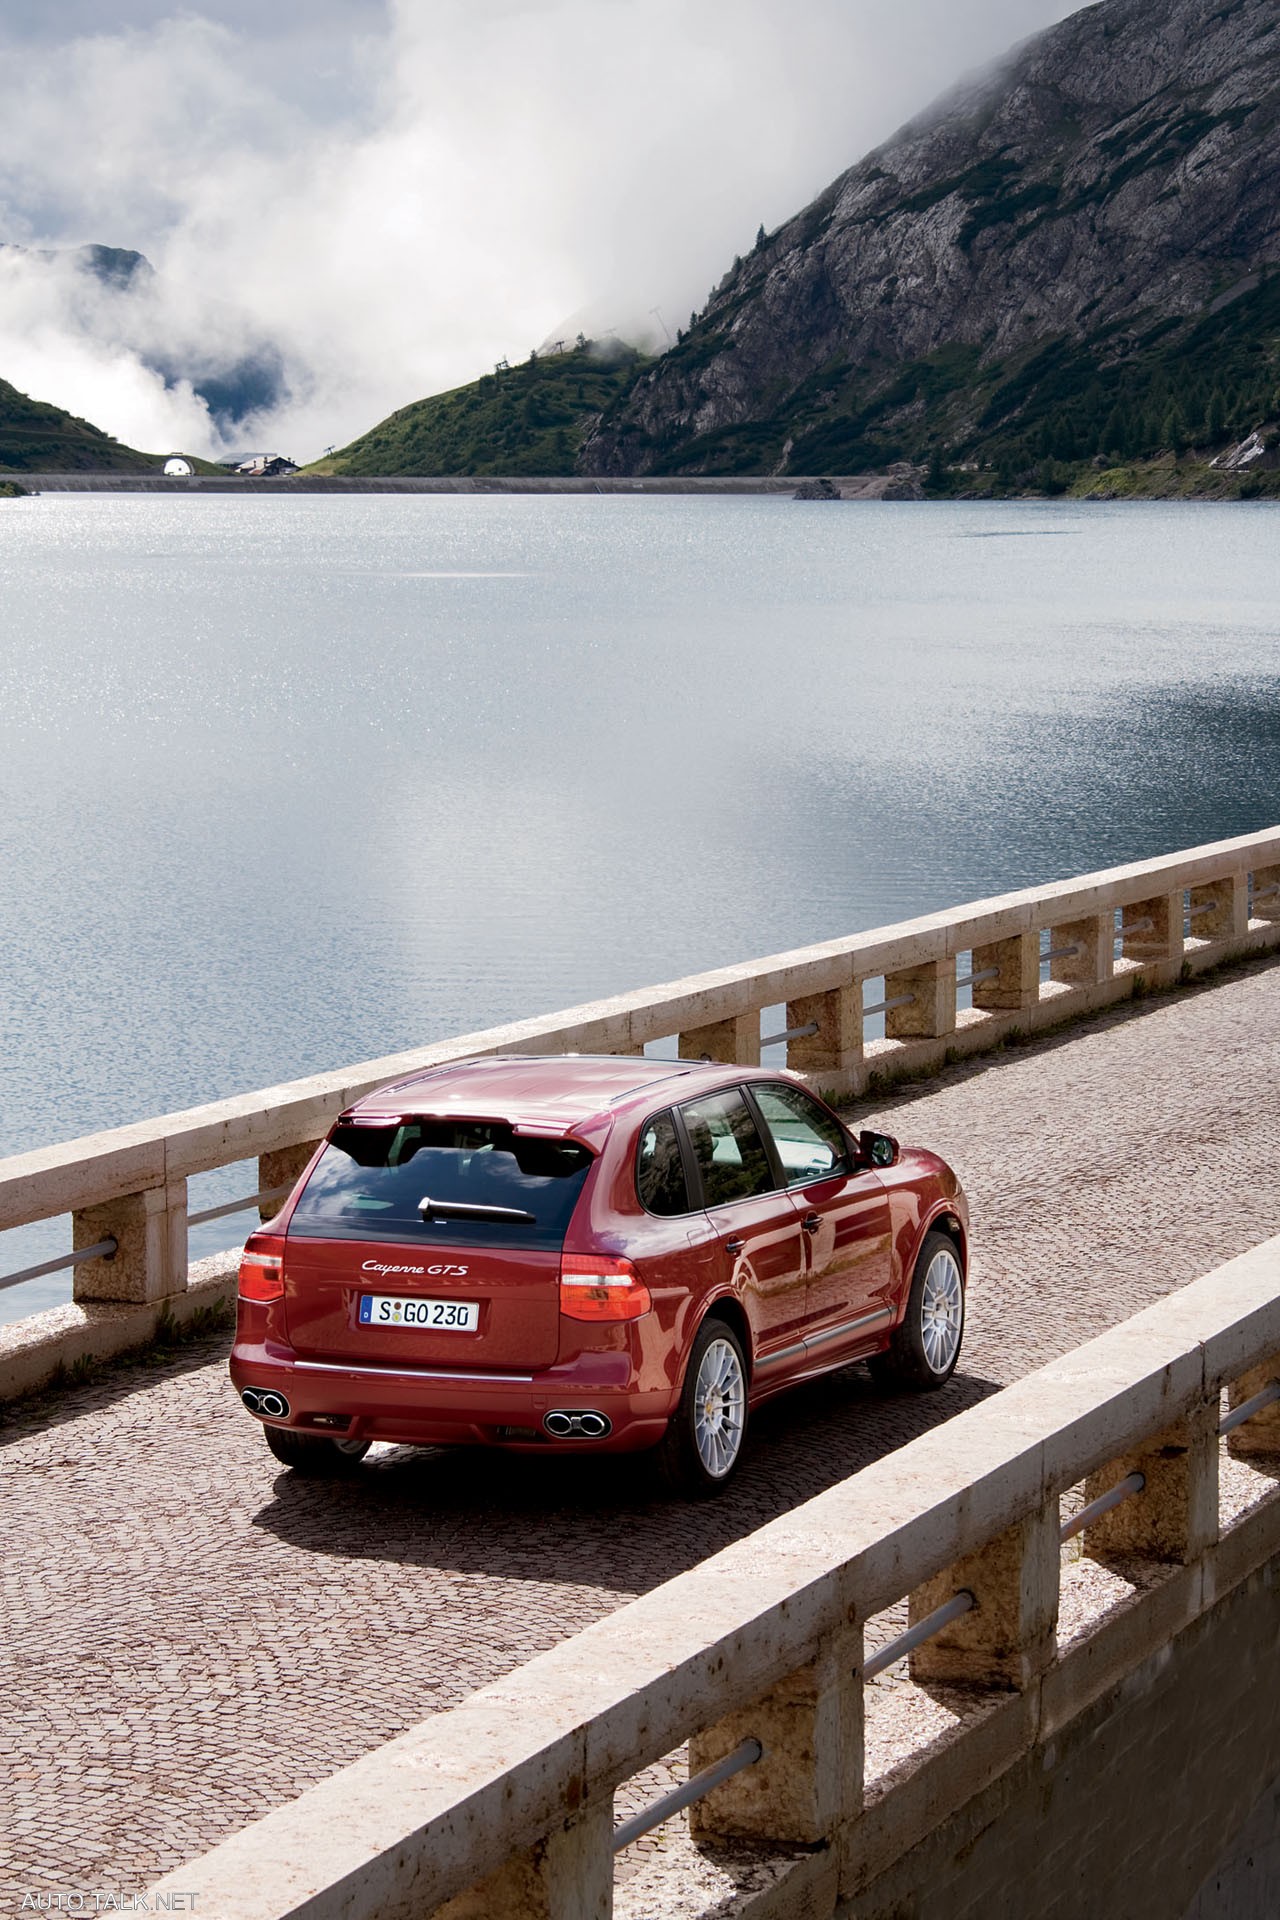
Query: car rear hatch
[[281, 1116, 594, 1371]]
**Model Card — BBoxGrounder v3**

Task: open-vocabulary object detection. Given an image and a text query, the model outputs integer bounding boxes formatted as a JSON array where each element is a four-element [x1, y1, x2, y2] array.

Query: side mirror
[[859, 1128, 900, 1170]]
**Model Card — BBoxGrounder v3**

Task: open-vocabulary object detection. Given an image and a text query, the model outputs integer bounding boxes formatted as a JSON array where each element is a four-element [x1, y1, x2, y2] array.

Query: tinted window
[[751, 1083, 850, 1184], [288, 1120, 593, 1249], [636, 1109, 691, 1216], [680, 1089, 776, 1207]]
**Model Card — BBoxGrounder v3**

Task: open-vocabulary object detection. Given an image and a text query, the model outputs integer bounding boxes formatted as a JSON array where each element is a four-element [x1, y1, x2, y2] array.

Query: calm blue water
[[3, 492, 1279, 1318]]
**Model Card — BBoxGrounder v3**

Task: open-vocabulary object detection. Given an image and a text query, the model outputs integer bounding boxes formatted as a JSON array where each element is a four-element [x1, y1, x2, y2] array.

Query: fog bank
[[0, 0, 1083, 461]]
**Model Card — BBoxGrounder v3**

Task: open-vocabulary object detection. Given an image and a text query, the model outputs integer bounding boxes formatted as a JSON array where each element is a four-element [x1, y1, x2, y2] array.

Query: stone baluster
[[1120, 890, 1183, 968], [786, 982, 863, 1085], [678, 1009, 760, 1066], [1187, 873, 1248, 945], [906, 1504, 1059, 1690], [971, 931, 1040, 1014], [1225, 1362, 1280, 1461], [1081, 1402, 1219, 1562], [687, 1620, 863, 1848], [430, 1801, 614, 1920], [258, 1140, 324, 1221], [1249, 863, 1280, 925], [883, 959, 956, 1042], [1045, 912, 1113, 988], [72, 1180, 188, 1304]]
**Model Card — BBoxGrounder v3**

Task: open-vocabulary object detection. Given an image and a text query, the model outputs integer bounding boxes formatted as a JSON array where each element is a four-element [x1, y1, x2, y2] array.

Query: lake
[[2, 491, 1278, 1317]]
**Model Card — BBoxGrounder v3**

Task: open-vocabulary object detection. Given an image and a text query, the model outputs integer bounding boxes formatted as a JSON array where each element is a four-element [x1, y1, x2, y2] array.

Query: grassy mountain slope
[[0, 376, 157, 472], [314, 342, 645, 477], [581, 0, 1280, 486]]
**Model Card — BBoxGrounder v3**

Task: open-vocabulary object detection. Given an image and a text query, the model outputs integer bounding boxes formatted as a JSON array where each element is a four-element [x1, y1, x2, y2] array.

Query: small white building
[[163, 456, 194, 476], [222, 452, 298, 477]]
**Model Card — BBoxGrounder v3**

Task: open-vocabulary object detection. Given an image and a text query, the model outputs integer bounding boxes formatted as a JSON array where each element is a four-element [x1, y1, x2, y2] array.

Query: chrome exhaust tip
[[242, 1386, 290, 1421], [543, 1409, 612, 1439]]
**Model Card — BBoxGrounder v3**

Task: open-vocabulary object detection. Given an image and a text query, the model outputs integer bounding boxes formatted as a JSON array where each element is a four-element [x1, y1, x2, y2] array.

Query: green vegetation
[[0, 375, 156, 472], [600, 270, 1280, 493], [0, 479, 27, 497], [315, 341, 648, 476]]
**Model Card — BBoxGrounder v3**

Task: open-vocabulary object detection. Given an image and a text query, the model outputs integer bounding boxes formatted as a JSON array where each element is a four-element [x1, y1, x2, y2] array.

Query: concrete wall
[[9, 472, 827, 494], [841, 1559, 1280, 1920], [1185, 1766, 1280, 1919]]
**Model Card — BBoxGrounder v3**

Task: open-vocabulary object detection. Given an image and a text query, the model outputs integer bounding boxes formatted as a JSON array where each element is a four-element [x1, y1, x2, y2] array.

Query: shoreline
[[4, 468, 1276, 500], [1, 471, 865, 496]]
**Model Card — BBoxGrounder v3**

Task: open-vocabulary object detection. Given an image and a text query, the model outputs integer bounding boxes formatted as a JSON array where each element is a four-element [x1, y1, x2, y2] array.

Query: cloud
[[0, 0, 1085, 462]]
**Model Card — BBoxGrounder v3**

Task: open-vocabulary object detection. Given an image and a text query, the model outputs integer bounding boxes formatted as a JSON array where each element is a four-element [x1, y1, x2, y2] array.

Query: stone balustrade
[[142, 1237, 1280, 1920], [4, 823, 1280, 1398]]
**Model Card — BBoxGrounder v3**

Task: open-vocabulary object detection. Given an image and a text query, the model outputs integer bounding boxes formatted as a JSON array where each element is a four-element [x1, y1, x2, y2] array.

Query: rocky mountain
[[0, 242, 152, 291], [0, 374, 155, 472], [581, 0, 1280, 479]]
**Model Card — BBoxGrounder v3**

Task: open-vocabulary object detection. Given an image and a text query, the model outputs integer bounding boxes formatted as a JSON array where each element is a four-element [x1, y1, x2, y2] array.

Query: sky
[[0, 0, 1085, 461]]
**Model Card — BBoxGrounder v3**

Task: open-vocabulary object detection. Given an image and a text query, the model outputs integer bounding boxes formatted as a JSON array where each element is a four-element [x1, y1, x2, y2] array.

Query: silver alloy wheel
[[919, 1247, 964, 1375], [692, 1335, 746, 1479]]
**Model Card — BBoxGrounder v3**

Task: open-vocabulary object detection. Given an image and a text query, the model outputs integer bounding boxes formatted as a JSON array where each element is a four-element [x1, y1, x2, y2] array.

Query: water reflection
[[1, 494, 1278, 1318]]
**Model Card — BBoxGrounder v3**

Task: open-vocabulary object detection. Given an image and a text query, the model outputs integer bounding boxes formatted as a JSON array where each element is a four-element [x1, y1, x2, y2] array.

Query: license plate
[[358, 1294, 479, 1331]]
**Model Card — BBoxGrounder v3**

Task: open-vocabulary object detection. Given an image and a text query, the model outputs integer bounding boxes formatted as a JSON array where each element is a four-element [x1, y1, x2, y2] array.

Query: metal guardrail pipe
[[1217, 1381, 1280, 1436], [1058, 1471, 1145, 1543], [188, 1184, 292, 1227], [863, 1589, 976, 1680], [611, 1737, 764, 1852], [863, 992, 916, 1018], [1041, 943, 1082, 963], [954, 966, 1000, 992], [758, 1020, 820, 1049], [0, 1235, 118, 1293], [1251, 883, 1280, 901]]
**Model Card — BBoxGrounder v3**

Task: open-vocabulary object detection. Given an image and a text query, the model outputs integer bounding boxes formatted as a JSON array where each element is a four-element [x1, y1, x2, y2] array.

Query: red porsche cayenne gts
[[231, 1054, 967, 1496]]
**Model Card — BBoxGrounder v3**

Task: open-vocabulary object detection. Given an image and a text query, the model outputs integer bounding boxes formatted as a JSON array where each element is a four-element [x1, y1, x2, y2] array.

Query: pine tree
[[1162, 404, 1187, 456], [755, 224, 767, 250]]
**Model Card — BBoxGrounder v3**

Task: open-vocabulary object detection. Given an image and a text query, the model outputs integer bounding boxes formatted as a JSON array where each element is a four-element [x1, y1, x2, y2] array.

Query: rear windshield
[[288, 1120, 594, 1250]]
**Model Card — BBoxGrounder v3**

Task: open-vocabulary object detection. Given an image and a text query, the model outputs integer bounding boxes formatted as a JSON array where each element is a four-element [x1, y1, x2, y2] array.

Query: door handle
[[724, 1236, 745, 1256], [801, 1212, 821, 1234]]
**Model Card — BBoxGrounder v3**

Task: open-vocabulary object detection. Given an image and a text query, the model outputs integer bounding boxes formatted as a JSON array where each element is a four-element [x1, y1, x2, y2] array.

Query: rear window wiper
[[418, 1195, 537, 1224]]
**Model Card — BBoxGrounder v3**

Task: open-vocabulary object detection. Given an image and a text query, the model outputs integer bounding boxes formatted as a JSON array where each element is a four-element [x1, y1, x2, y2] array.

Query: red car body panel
[[230, 1056, 967, 1455]]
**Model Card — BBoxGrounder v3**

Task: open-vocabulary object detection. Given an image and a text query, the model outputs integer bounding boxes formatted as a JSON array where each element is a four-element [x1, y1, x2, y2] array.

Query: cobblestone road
[[4, 953, 1280, 1907]]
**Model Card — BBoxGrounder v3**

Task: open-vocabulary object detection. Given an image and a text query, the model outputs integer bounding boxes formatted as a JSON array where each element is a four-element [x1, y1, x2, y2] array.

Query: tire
[[656, 1316, 749, 1498], [868, 1231, 965, 1391], [264, 1426, 370, 1475]]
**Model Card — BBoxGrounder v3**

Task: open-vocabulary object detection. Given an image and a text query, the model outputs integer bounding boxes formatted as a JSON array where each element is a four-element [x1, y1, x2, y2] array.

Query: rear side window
[[288, 1120, 593, 1249], [636, 1109, 691, 1216], [680, 1089, 776, 1208]]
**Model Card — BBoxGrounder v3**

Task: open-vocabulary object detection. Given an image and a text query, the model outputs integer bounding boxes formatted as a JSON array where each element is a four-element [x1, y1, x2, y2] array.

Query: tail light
[[559, 1252, 651, 1322], [239, 1234, 285, 1303]]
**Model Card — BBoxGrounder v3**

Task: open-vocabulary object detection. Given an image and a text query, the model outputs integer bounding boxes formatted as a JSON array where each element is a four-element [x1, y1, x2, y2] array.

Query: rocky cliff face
[[581, 0, 1280, 476]]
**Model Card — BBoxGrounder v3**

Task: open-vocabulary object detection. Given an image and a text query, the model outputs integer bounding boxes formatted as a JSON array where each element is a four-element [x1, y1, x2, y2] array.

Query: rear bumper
[[230, 1335, 678, 1453]]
